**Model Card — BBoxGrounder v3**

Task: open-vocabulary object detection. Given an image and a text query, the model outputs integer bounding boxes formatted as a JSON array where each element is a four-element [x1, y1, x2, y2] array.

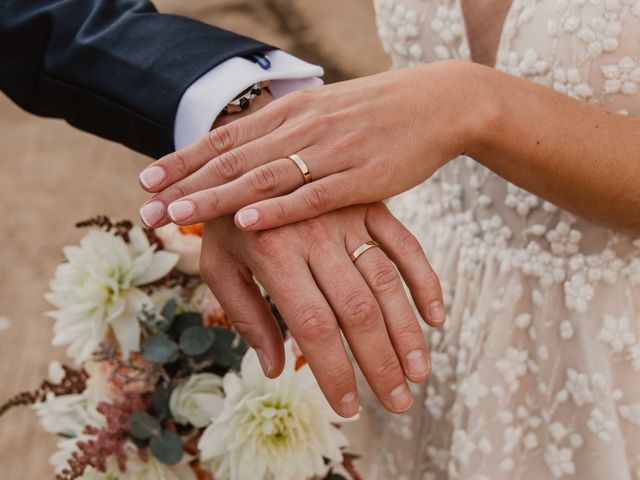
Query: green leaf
[[161, 298, 178, 325], [154, 384, 173, 421], [150, 430, 183, 465], [211, 328, 242, 367], [130, 412, 162, 439], [171, 312, 203, 337], [142, 333, 179, 364], [179, 326, 215, 356]]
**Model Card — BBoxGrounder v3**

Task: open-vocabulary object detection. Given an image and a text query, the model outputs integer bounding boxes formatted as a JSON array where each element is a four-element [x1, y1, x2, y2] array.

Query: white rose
[[170, 373, 224, 428]]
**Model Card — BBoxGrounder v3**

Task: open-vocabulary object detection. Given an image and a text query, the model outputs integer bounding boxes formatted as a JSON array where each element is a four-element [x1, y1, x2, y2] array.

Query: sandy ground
[[0, 1, 386, 477]]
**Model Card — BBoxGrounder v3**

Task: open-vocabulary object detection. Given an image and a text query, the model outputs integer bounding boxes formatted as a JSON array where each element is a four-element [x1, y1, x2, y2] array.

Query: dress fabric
[[360, 1, 640, 478]]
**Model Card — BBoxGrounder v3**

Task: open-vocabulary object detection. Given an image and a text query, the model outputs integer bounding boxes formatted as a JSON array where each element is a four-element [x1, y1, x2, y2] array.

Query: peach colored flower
[[155, 223, 203, 276], [190, 284, 231, 328], [84, 354, 156, 401]]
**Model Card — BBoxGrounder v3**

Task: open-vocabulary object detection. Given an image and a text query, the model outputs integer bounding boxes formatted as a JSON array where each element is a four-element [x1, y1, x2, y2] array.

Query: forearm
[[466, 62, 640, 233]]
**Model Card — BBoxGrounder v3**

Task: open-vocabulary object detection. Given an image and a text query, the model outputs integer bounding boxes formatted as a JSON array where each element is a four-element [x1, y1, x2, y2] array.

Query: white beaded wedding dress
[[353, 0, 640, 478]]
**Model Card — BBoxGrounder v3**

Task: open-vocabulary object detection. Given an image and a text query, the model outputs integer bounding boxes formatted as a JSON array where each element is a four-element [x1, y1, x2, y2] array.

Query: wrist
[[459, 62, 509, 160], [408, 60, 501, 164], [212, 90, 274, 129]]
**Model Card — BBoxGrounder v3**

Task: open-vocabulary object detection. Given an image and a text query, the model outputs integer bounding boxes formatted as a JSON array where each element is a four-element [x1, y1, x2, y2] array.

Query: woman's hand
[[138, 60, 485, 230]]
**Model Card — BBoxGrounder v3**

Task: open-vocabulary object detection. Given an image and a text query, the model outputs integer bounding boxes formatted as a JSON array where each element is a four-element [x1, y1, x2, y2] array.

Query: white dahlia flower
[[170, 373, 225, 428], [46, 226, 178, 363], [198, 340, 354, 480]]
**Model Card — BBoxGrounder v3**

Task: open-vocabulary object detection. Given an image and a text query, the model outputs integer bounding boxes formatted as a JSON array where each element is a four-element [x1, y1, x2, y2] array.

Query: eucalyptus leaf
[[211, 328, 239, 367], [142, 333, 179, 364], [130, 412, 161, 439], [161, 298, 178, 325], [150, 430, 183, 465], [171, 312, 204, 337], [154, 384, 173, 420], [179, 326, 215, 356], [212, 327, 236, 345]]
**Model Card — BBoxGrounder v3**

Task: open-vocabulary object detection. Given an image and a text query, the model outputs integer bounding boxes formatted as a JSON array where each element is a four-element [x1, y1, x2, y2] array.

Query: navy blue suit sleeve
[[0, 0, 272, 157]]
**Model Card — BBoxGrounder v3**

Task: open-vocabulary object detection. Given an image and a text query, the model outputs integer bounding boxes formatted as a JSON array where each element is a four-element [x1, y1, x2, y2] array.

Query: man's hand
[[200, 203, 444, 417]]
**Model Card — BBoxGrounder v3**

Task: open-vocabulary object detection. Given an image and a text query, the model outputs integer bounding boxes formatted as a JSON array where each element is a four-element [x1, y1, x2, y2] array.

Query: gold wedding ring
[[350, 240, 381, 263], [288, 154, 312, 184]]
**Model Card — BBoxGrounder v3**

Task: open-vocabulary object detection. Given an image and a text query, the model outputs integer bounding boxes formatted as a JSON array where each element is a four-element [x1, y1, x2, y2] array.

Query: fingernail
[[339, 392, 360, 418], [406, 350, 430, 379], [236, 209, 260, 229], [168, 200, 195, 222], [390, 383, 414, 413], [429, 300, 446, 326], [139, 166, 165, 189], [139, 200, 166, 227], [255, 349, 272, 377]]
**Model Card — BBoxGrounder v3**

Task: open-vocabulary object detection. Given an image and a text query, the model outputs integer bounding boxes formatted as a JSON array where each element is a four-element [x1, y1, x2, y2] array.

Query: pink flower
[[84, 355, 156, 402]]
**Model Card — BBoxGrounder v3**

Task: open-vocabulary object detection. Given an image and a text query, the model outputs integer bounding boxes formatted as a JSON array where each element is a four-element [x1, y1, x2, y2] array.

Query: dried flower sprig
[[56, 393, 150, 480], [75, 216, 134, 241], [0, 366, 87, 417]]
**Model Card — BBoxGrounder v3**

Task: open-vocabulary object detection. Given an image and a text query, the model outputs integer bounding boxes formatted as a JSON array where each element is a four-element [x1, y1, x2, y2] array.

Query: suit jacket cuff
[[174, 50, 324, 150]]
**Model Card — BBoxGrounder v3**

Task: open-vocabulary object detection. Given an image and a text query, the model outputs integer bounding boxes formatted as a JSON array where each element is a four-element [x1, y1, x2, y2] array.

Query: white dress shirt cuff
[[174, 50, 324, 150]]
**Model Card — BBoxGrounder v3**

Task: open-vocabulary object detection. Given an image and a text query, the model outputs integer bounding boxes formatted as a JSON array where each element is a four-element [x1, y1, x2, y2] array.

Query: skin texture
[[140, 60, 640, 235], [198, 203, 444, 417], [145, 92, 446, 417]]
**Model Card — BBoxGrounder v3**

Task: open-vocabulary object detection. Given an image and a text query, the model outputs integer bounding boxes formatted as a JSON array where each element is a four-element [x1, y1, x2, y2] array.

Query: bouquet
[[0, 217, 362, 480]]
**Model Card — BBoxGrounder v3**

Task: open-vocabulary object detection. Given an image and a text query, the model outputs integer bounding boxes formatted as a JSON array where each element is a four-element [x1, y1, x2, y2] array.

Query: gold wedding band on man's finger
[[350, 241, 381, 263]]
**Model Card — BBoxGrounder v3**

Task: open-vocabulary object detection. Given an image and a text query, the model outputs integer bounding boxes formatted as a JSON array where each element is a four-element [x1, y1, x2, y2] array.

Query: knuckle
[[369, 263, 401, 296], [229, 317, 260, 346], [342, 292, 379, 333], [252, 230, 286, 257], [294, 305, 336, 340], [208, 124, 234, 153], [213, 150, 243, 180], [170, 150, 190, 177], [303, 183, 330, 212], [203, 189, 220, 211], [168, 182, 189, 200], [250, 164, 279, 194], [395, 229, 423, 258], [300, 217, 331, 243], [375, 355, 403, 386], [393, 318, 421, 343], [415, 269, 443, 300]]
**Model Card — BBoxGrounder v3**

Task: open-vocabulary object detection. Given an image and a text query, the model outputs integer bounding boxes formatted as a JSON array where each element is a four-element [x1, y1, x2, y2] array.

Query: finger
[[309, 238, 413, 413], [234, 172, 360, 231], [199, 243, 285, 378], [346, 231, 430, 384], [140, 132, 317, 228], [366, 203, 446, 327], [138, 100, 287, 193], [165, 157, 304, 225], [248, 240, 359, 418]]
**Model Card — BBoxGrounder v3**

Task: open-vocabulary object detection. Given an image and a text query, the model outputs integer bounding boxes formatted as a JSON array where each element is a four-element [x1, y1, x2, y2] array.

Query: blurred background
[[0, 1, 388, 476]]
